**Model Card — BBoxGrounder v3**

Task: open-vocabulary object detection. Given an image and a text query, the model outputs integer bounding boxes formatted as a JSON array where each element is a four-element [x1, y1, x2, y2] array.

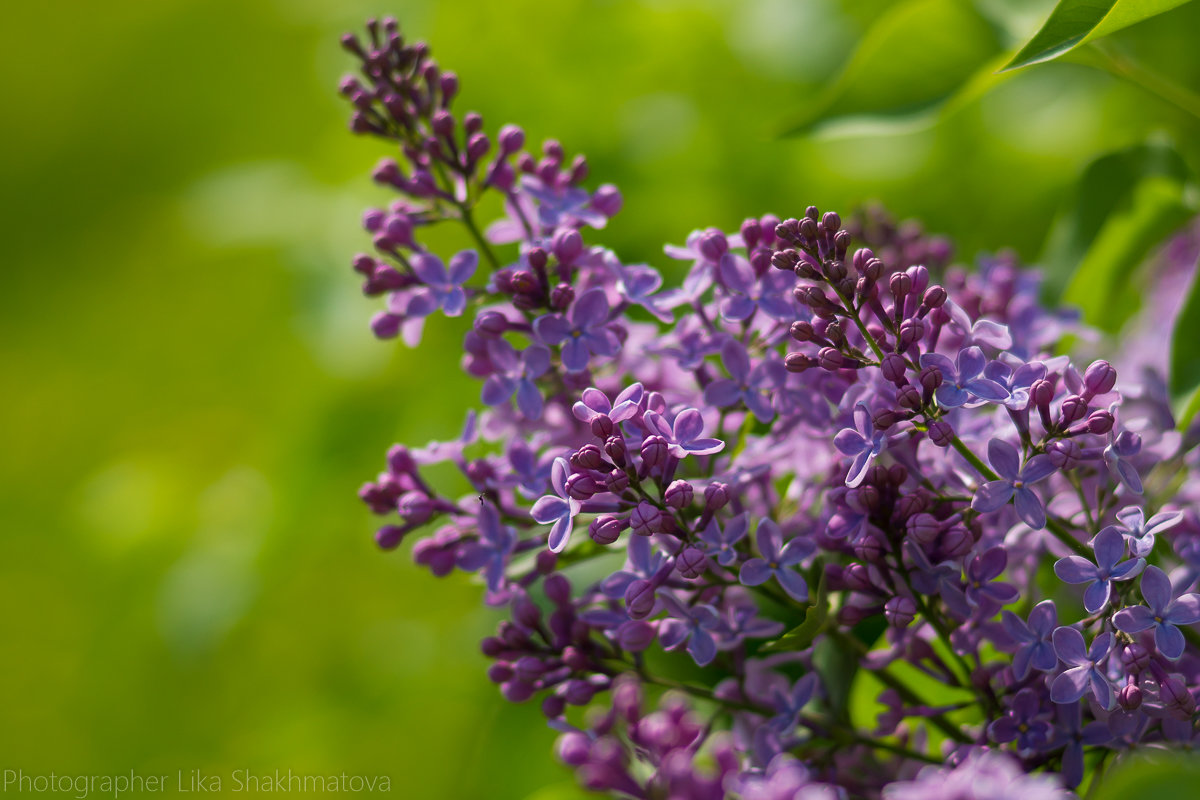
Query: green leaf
[[1090, 752, 1200, 800], [782, 0, 1001, 135], [1169, 253, 1200, 427], [1003, 0, 1195, 71], [1041, 139, 1198, 332], [761, 568, 829, 652]]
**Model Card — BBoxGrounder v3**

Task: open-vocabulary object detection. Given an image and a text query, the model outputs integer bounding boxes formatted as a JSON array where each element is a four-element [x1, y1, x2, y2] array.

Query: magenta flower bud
[[872, 408, 900, 430], [855, 535, 886, 562], [907, 513, 941, 544], [352, 253, 377, 275], [704, 482, 731, 512], [897, 384, 922, 410], [563, 679, 596, 706], [535, 549, 558, 575], [1031, 378, 1055, 408], [553, 228, 584, 264], [550, 282, 575, 311], [771, 249, 801, 271], [480, 637, 505, 658], [564, 473, 600, 500], [1117, 683, 1142, 711], [589, 515, 625, 545], [466, 131, 490, 160], [885, 596, 917, 628], [799, 217, 817, 241], [834, 229, 851, 258], [881, 353, 907, 384], [629, 501, 663, 536], [604, 435, 627, 465], [863, 258, 884, 282], [928, 420, 954, 448], [591, 184, 622, 217], [1121, 643, 1150, 672], [556, 732, 591, 766], [544, 573, 572, 605], [526, 247, 548, 271], [639, 435, 668, 469], [940, 525, 974, 558], [1086, 409, 1114, 434], [853, 248, 874, 273], [1084, 360, 1118, 397], [474, 310, 508, 336], [897, 318, 925, 351], [513, 595, 543, 629], [591, 415, 614, 439], [604, 469, 629, 494], [838, 604, 877, 626], [1160, 675, 1192, 711], [889, 272, 913, 299], [397, 490, 434, 523], [541, 694, 566, 719], [624, 579, 656, 619], [822, 210, 841, 232], [1060, 395, 1088, 424], [497, 124, 525, 155], [825, 259, 847, 281], [906, 265, 929, 294], [817, 347, 845, 370], [438, 72, 459, 104], [615, 621, 655, 651], [374, 524, 407, 550], [387, 444, 415, 475], [697, 229, 728, 261], [895, 493, 927, 520], [370, 311, 402, 339], [842, 563, 873, 592], [922, 285, 948, 309], [664, 480, 694, 509], [919, 365, 944, 393], [676, 547, 708, 579], [563, 646, 590, 671], [501, 680, 535, 703], [789, 320, 815, 342], [430, 109, 454, 137], [487, 662, 514, 684], [784, 352, 816, 373], [1047, 439, 1081, 470], [572, 444, 606, 471]]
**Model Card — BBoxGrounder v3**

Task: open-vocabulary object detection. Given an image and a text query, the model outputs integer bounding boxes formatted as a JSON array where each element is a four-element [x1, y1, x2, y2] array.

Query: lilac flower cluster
[[341, 20, 1200, 799]]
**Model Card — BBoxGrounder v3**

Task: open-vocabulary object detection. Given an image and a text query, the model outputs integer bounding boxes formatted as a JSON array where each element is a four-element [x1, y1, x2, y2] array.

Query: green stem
[[948, 433, 998, 481], [829, 282, 885, 362], [457, 202, 501, 270], [1045, 516, 1092, 559]]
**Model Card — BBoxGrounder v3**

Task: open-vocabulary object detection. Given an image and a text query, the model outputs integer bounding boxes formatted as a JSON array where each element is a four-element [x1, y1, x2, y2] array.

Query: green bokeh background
[[3, 1, 1200, 797]]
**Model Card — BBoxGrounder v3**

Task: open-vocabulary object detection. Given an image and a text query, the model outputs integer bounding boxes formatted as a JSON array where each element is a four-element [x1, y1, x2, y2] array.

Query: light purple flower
[[481, 341, 550, 419], [833, 403, 886, 488], [1050, 627, 1115, 710], [642, 408, 725, 458], [739, 519, 815, 602], [614, 263, 683, 322], [1053, 701, 1112, 788], [945, 301, 1014, 350], [600, 534, 666, 599], [988, 688, 1050, 751], [1112, 505, 1184, 557], [1103, 428, 1143, 495], [983, 360, 1046, 411], [920, 346, 1010, 408], [407, 250, 477, 317], [1053, 526, 1145, 613], [1113, 565, 1200, 660], [768, 673, 818, 733], [964, 546, 1018, 610], [456, 500, 517, 596], [704, 340, 786, 422], [718, 254, 796, 322], [971, 439, 1056, 529], [658, 594, 720, 666], [533, 288, 620, 373], [521, 174, 607, 230], [1000, 600, 1058, 681], [571, 383, 644, 424], [532, 457, 582, 553], [698, 513, 749, 567]]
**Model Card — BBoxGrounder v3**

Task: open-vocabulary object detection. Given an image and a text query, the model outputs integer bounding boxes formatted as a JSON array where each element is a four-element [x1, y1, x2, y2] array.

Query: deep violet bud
[[881, 353, 907, 384], [374, 525, 407, 550], [513, 594, 542, 629], [605, 469, 629, 494], [572, 444, 606, 471], [789, 320, 816, 342], [640, 435, 668, 470], [704, 483, 731, 512], [629, 501, 664, 535], [928, 420, 954, 448], [625, 579, 656, 619], [922, 285, 948, 309], [1084, 360, 1118, 397], [590, 515, 625, 545], [784, 353, 817, 373], [591, 184, 623, 217], [817, 347, 845, 370], [664, 480, 694, 509], [1047, 439, 1082, 470], [1121, 642, 1150, 672], [676, 547, 708, 579], [498, 124, 525, 154], [535, 549, 557, 575], [541, 694, 566, 719], [550, 283, 575, 310], [872, 408, 901, 430], [590, 415, 614, 439], [564, 473, 601, 500], [1060, 395, 1088, 425], [1086, 410, 1114, 434], [1118, 683, 1143, 711], [553, 229, 584, 264], [890, 272, 913, 299], [1031, 378, 1054, 407], [897, 384, 922, 410], [919, 365, 944, 392], [474, 310, 508, 336], [544, 573, 572, 605], [885, 596, 917, 628], [941, 525, 974, 558], [907, 513, 941, 545], [604, 435, 627, 465], [772, 249, 801, 271]]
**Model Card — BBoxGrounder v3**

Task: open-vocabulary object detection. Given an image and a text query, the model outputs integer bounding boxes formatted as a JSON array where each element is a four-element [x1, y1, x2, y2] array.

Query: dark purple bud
[[463, 113, 484, 135], [704, 483, 731, 512], [590, 515, 624, 545], [888, 464, 907, 486], [897, 384, 922, 410], [370, 312, 402, 339], [553, 228, 584, 264], [639, 435, 668, 470], [890, 272, 913, 299], [855, 535, 886, 563], [922, 285, 947, 309], [676, 547, 708, 579], [542, 694, 566, 718], [1086, 409, 1114, 434], [550, 283, 575, 310], [885, 596, 916, 628], [1121, 643, 1150, 672], [1160, 675, 1192, 710], [697, 229, 728, 261], [629, 501, 663, 536], [872, 408, 900, 430], [564, 473, 600, 500], [374, 525, 407, 550], [817, 347, 845, 370], [784, 352, 817, 373], [563, 646, 590, 671], [822, 210, 841, 232], [604, 467, 629, 494], [572, 444, 606, 471], [1047, 439, 1081, 470], [591, 415, 614, 439], [501, 680, 535, 703], [498, 124, 525, 155], [1060, 395, 1088, 425], [466, 132, 490, 160], [544, 573, 572, 605], [624, 579, 656, 619], [664, 480, 694, 509], [397, 491, 434, 523], [1117, 683, 1142, 711], [615, 621, 655, 651], [834, 229, 851, 258], [513, 595, 543, 629], [439, 73, 459, 105], [431, 110, 454, 137], [940, 525, 974, 558], [842, 563, 874, 592], [928, 420, 954, 448], [535, 549, 558, 575], [863, 258, 884, 282], [1084, 360, 1118, 397], [557, 732, 591, 766], [906, 265, 929, 294], [919, 365, 943, 393], [789, 320, 816, 342], [825, 259, 847, 281], [771, 249, 800, 271], [881, 353, 908, 384], [474, 310, 508, 336], [894, 493, 926, 520], [897, 318, 925, 351], [907, 513, 941, 545], [526, 247, 548, 271], [1031, 379, 1054, 408], [386, 444, 415, 475], [603, 435, 627, 465], [563, 679, 595, 706], [488, 662, 515, 684]]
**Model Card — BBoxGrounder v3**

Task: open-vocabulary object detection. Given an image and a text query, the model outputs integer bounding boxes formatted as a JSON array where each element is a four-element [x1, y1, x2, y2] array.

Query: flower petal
[[1140, 565, 1172, 614], [1112, 605, 1155, 633], [987, 439, 1021, 480], [1156, 622, 1186, 661]]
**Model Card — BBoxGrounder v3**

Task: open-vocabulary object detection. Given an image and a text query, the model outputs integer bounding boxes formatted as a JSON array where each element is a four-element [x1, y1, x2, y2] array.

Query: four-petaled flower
[[455, 500, 517, 600], [532, 457, 582, 553], [1053, 526, 1145, 613], [1000, 600, 1059, 681], [658, 594, 721, 666], [408, 250, 478, 318], [481, 341, 550, 419], [1103, 428, 1143, 495], [533, 288, 620, 373], [834, 403, 886, 488], [988, 688, 1051, 752], [571, 383, 644, 424], [739, 519, 815, 601], [1113, 565, 1200, 660], [642, 408, 725, 458], [964, 546, 1018, 611], [1050, 627, 1115, 710], [698, 512, 749, 567], [920, 346, 1009, 408], [768, 673, 818, 733], [1111, 505, 1184, 558], [614, 263, 682, 322], [971, 439, 1057, 529], [704, 339, 786, 423]]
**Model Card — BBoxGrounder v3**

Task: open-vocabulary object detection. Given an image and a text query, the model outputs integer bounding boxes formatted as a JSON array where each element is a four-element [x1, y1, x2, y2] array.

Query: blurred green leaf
[[1003, 0, 1194, 71], [1090, 752, 1200, 800], [1169, 253, 1200, 427], [1042, 140, 1198, 331], [782, 0, 1001, 135], [762, 568, 828, 652]]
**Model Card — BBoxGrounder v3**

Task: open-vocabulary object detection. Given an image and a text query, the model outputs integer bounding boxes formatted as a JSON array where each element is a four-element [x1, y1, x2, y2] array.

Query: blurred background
[[3, 0, 1200, 797]]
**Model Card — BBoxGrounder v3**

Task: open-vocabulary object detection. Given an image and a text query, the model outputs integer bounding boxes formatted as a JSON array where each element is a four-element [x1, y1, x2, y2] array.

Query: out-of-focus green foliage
[[3, 1, 1200, 798]]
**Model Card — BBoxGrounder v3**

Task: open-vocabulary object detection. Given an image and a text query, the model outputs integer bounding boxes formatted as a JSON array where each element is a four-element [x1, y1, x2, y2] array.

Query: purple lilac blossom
[[971, 439, 1057, 529], [1113, 565, 1200, 660], [1053, 526, 1145, 613]]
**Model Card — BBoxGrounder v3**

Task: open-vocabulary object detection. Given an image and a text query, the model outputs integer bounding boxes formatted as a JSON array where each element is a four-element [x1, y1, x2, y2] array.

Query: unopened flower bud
[[591, 415, 614, 439], [771, 249, 800, 271], [564, 473, 600, 500], [704, 483, 731, 512], [907, 513, 941, 544], [881, 353, 907, 384], [784, 352, 817, 373], [822, 211, 841, 232], [890, 272, 912, 299], [676, 547, 708, 579], [897, 384, 922, 410], [920, 365, 944, 393], [498, 124, 525, 155], [928, 420, 954, 448], [922, 285, 948, 309], [572, 444, 606, 471], [1084, 360, 1118, 397], [1086, 409, 1115, 434], [1060, 395, 1088, 425], [629, 501, 663, 536], [664, 480, 694, 509], [697, 229, 728, 262], [1047, 439, 1081, 470], [872, 408, 901, 430], [1121, 643, 1150, 672], [1117, 683, 1143, 711], [639, 435, 668, 469], [604, 469, 629, 494], [591, 184, 623, 217], [940, 525, 974, 558], [885, 596, 917, 628], [790, 320, 816, 342], [818, 347, 845, 370], [624, 579, 656, 619], [603, 435, 627, 465]]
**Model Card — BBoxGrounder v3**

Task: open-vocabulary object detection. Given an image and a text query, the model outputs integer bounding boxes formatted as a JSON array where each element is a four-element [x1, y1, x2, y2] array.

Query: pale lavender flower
[[456, 500, 517, 598], [964, 546, 1018, 610], [1112, 505, 1184, 557], [571, 383, 644, 424], [614, 263, 683, 322], [988, 688, 1050, 751], [1103, 428, 1143, 494], [739, 520, 815, 601], [1000, 600, 1058, 681], [642, 408, 725, 458], [1053, 526, 1145, 613], [698, 513, 749, 567], [704, 340, 786, 422], [971, 439, 1057, 529], [983, 360, 1046, 411], [532, 457, 582, 553], [768, 673, 818, 733], [1113, 565, 1200, 660], [658, 594, 720, 666], [1050, 627, 1115, 710], [481, 341, 550, 419], [833, 403, 886, 488], [920, 347, 1010, 408], [521, 174, 607, 230], [533, 288, 620, 372], [407, 249, 478, 317]]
